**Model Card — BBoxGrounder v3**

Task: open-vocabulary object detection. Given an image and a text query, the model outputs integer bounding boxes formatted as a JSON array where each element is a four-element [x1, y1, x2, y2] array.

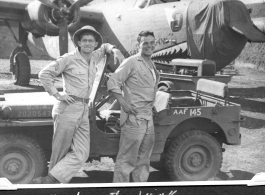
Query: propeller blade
[[69, 0, 92, 11], [69, 0, 80, 11], [38, 0, 60, 9], [59, 18, 68, 56], [79, 0, 93, 7]]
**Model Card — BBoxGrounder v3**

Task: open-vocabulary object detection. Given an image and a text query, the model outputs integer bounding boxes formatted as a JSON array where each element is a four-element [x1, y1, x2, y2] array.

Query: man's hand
[[110, 92, 137, 115], [112, 48, 125, 65], [54, 93, 76, 105], [120, 101, 138, 115]]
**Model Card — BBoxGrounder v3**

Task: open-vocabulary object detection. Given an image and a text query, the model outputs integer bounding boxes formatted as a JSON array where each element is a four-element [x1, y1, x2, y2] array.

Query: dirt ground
[[218, 63, 265, 181], [0, 59, 265, 182]]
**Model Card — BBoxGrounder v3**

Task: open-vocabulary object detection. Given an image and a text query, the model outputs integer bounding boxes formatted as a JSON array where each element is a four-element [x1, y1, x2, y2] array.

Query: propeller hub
[[46, 0, 78, 25]]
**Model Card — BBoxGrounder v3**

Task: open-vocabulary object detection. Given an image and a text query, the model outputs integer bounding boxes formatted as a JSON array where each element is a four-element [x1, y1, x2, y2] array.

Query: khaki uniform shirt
[[107, 53, 160, 126], [39, 44, 114, 99]]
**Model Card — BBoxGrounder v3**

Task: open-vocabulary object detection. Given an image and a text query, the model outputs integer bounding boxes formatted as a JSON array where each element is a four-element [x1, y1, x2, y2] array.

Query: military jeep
[[0, 57, 243, 183]]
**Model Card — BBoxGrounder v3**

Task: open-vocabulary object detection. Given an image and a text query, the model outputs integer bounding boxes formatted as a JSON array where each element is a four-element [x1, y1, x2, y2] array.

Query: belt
[[70, 95, 89, 104]]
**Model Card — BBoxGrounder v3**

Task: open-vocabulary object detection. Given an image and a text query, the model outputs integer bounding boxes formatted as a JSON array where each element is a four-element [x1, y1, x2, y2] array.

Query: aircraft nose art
[[164, 2, 190, 33]]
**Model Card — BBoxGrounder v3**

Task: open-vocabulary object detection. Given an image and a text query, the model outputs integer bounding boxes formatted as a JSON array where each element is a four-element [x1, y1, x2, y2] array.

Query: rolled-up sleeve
[[38, 54, 68, 96], [107, 58, 133, 95]]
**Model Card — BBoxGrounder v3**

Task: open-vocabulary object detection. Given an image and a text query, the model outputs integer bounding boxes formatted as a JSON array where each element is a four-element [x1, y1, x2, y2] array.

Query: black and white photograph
[[0, 0, 264, 194]]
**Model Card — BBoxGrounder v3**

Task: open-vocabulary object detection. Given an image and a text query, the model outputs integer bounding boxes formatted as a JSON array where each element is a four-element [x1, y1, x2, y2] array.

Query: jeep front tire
[[165, 130, 222, 181], [0, 134, 47, 184]]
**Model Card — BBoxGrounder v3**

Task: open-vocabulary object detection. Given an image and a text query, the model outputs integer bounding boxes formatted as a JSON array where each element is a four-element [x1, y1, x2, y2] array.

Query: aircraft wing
[[80, 6, 104, 25], [0, 0, 31, 21]]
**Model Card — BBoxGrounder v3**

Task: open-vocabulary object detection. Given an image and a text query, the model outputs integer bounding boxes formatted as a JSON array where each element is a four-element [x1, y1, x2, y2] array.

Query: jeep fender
[[158, 81, 179, 91], [163, 117, 227, 149]]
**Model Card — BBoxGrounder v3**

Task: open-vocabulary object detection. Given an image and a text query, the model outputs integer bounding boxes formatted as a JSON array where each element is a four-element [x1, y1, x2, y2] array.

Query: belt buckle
[[82, 98, 88, 104]]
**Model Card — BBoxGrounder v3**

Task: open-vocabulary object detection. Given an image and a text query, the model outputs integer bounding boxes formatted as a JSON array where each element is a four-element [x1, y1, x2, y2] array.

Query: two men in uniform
[[36, 25, 159, 183]]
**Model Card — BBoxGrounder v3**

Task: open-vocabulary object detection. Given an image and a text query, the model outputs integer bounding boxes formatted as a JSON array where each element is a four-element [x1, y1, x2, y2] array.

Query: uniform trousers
[[113, 116, 155, 182], [49, 100, 90, 183]]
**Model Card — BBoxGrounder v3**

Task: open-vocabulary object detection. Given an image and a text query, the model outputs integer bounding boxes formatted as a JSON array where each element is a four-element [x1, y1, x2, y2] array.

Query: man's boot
[[31, 174, 59, 184]]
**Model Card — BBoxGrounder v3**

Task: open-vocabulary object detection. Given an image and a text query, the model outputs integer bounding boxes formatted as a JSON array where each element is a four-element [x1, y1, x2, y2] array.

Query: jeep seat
[[196, 79, 228, 99]]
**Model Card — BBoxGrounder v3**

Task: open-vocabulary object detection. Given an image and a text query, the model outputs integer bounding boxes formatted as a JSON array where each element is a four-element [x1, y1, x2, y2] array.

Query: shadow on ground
[[229, 87, 265, 114], [217, 170, 255, 180], [70, 169, 170, 183], [70, 169, 255, 183], [229, 87, 265, 98], [241, 115, 265, 129], [228, 87, 265, 129]]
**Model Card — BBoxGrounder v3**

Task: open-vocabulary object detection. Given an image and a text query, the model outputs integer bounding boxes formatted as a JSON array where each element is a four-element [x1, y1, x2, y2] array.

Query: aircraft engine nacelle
[[21, 0, 80, 36]]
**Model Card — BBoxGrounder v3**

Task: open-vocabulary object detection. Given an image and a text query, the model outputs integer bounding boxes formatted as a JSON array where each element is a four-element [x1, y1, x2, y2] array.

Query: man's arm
[[111, 48, 125, 65], [96, 43, 125, 65], [38, 61, 62, 96], [38, 55, 76, 104], [107, 58, 137, 114], [110, 91, 137, 114]]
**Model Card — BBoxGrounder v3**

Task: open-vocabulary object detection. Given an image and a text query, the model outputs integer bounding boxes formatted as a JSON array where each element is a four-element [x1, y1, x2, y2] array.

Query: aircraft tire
[[14, 52, 31, 86], [0, 134, 47, 184], [165, 130, 222, 181], [9, 47, 24, 74]]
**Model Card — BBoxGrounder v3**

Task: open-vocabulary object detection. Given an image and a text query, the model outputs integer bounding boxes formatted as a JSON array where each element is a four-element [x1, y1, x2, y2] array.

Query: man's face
[[78, 34, 98, 54], [138, 35, 156, 57]]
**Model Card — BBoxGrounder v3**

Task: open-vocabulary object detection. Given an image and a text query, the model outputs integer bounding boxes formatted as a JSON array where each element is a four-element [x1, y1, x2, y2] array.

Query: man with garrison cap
[[33, 25, 124, 184]]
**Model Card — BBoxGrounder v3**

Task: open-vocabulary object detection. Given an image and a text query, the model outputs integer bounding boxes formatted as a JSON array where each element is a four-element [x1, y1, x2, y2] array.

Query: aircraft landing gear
[[6, 19, 32, 86], [11, 51, 31, 86]]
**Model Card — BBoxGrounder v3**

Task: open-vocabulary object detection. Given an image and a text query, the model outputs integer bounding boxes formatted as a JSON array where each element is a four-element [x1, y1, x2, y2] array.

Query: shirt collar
[[135, 53, 159, 84], [74, 47, 95, 64], [135, 53, 155, 63], [74, 48, 85, 60], [136, 53, 156, 68], [136, 53, 144, 61]]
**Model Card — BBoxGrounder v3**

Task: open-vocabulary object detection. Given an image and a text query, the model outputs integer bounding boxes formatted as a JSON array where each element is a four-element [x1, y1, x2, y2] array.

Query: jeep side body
[[0, 58, 242, 183]]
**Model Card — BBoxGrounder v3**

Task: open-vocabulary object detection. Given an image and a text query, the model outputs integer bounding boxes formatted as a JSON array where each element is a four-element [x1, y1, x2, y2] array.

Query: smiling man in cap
[[33, 25, 124, 184]]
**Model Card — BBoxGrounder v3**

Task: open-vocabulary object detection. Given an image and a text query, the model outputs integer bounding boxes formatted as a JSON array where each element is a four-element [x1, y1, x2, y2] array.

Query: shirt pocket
[[69, 69, 87, 88], [135, 70, 154, 88], [72, 69, 86, 75]]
